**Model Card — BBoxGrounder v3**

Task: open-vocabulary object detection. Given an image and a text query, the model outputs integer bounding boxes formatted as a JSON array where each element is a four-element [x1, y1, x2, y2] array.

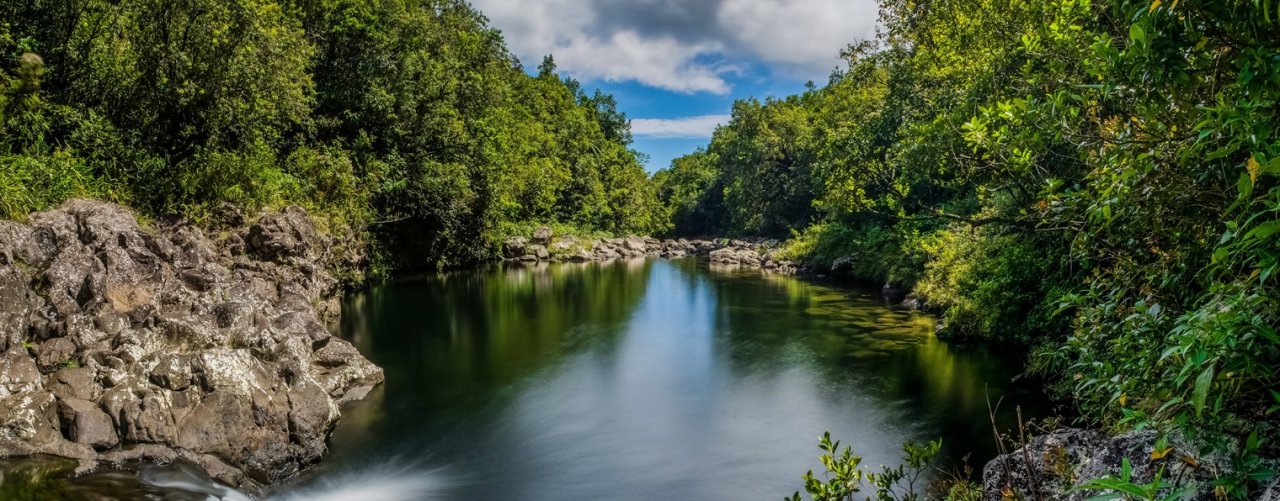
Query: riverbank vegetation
[[655, 0, 1279, 496], [0, 0, 664, 275]]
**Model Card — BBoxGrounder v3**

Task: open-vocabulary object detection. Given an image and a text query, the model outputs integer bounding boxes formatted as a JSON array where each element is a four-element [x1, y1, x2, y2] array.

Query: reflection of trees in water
[[338, 259, 654, 412], [668, 258, 1048, 465], [334, 257, 1049, 475]]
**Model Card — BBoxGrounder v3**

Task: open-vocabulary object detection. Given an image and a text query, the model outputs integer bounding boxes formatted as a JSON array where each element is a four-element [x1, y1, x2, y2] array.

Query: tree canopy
[[0, 0, 665, 271]]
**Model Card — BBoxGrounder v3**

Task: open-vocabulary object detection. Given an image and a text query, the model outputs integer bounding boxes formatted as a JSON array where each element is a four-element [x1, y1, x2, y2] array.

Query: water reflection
[[0, 258, 1048, 500], [303, 258, 1048, 499]]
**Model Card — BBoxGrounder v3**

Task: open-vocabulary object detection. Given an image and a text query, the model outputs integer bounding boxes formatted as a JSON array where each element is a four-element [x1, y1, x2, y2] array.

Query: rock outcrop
[[982, 428, 1232, 500], [501, 232, 804, 274], [0, 200, 382, 491]]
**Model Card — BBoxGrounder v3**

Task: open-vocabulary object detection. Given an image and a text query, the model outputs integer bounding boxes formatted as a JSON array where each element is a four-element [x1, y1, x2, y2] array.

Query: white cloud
[[550, 32, 732, 94], [471, 0, 880, 94], [631, 114, 731, 139], [718, 0, 879, 78]]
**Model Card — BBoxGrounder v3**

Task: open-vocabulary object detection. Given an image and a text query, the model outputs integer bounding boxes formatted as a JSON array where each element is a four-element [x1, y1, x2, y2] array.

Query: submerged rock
[[0, 200, 383, 490]]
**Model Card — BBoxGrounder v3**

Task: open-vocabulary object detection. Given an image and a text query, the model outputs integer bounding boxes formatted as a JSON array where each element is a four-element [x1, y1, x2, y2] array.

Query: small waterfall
[[139, 459, 448, 501], [269, 467, 447, 501]]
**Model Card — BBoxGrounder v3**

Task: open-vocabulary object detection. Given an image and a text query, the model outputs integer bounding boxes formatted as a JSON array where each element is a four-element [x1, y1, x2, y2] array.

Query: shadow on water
[[0, 257, 1052, 500]]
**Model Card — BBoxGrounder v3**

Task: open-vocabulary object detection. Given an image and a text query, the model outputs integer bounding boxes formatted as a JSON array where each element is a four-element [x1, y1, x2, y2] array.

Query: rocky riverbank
[[500, 227, 805, 274], [981, 427, 1279, 500], [0, 200, 382, 492]]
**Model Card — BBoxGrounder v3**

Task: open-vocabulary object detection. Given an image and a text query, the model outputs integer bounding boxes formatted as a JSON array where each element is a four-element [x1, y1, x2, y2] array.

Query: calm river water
[[0, 257, 1050, 500]]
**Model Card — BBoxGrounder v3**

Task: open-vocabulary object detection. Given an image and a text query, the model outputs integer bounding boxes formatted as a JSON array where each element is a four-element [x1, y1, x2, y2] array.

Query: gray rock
[[148, 354, 193, 391], [709, 247, 738, 263], [624, 237, 647, 252], [1261, 478, 1280, 501], [531, 226, 553, 245], [245, 206, 315, 261], [503, 236, 528, 258], [36, 337, 77, 370], [529, 244, 550, 261], [983, 428, 1228, 501], [47, 367, 99, 401], [500, 235, 806, 275], [58, 398, 118, 449], [830, 255, 856, 278], [0, 200, 383, 490], [0, 390, 61, 445], [0, 348, 43, 396]]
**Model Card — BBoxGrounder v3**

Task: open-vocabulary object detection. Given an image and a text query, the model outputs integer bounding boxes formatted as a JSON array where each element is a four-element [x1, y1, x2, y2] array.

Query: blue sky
[[470, 0, 880, 172]]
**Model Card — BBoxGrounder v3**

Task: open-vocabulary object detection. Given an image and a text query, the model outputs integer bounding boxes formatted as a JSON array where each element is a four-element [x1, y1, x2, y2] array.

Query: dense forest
[[0, 0, 665, 275], [655, 0, 1279, 494]]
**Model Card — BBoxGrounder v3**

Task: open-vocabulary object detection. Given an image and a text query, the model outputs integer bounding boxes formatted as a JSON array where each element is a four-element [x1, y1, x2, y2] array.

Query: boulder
[[983, 428, 1229, 501], [47, 367, 99, 401], [0, 200, 383, 490], [1261, 479, 1280, 501], [624, 237, 647, 252], [244, 206, 316, 261], [502, 236, 528, 259], [531, 226, 553, 245], [0, 348, 42, 396], [35, 337, 77, 370], [709, 247, 738, 263], [58, 398, 118, 449], [529, 244, 550, 261]]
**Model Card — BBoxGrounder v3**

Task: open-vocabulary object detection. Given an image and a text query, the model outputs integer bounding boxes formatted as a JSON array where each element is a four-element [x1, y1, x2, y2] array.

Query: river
[[0, 257, 1049, 499]]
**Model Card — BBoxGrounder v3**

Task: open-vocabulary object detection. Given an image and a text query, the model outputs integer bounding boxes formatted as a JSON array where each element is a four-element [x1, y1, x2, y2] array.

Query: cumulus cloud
[[631, 114, 731, 138], [718, 0, 879, 78], [472, 0, 879, 94]]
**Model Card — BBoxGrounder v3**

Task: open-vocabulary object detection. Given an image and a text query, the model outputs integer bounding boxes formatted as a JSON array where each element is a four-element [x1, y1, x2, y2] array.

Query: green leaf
[[1244, 221, 1280, 241], [1129, 24, 1146, 45], [1192, 365, 1214, 417], [1238, 172, 1253, 200]]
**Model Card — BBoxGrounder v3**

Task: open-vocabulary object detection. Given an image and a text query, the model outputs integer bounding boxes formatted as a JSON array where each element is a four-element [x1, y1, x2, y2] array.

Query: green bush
[[0, 151, 119, 219], [778, 221, 926, 286], [786, 432, 942, 501], [912, 225, 1069, 340]]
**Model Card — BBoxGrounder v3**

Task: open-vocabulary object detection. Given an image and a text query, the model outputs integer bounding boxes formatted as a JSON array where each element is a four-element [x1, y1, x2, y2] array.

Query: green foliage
[[777, 222, 923, 286], [1072, 458, 1186, 501], [0, 0, 664, 274], [786, 432, 942, 501], [653, 149, 725, 236], [913, 225, 1069, 340]]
